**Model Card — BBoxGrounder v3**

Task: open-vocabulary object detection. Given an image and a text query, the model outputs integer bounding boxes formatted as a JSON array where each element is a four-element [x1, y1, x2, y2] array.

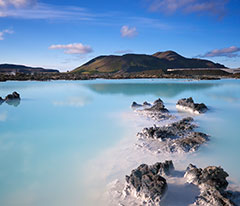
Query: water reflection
[[53, 96, 92, 107], [84, 82, 219, 97], [0, 99, 21, 107], [1, 92, 21, 107], [5, 99, 21, 107]]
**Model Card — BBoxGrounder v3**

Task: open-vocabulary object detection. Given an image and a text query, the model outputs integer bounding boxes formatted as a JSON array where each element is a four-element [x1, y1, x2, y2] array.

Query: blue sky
[[0, 0, 239, 71]]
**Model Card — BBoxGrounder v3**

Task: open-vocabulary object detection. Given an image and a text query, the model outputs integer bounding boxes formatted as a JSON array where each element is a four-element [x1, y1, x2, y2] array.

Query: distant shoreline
[[1, 72, 240, 82]]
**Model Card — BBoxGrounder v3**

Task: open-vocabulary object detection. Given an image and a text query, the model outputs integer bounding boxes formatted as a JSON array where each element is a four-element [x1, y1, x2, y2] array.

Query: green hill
[[72, 51, 226, 74], [72, 54, 170, 74]]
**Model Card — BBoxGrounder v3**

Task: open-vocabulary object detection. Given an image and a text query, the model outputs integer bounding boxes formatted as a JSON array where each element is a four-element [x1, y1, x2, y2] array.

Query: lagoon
[[0, 79, 240, 206]]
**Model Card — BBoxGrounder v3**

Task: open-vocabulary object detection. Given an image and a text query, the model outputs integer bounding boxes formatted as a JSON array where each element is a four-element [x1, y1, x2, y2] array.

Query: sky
[[0, 0, 239, 71]]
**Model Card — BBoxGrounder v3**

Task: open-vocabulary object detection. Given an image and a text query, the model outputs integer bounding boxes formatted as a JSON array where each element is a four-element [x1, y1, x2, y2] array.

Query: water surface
[[0, 79, 240, 206]]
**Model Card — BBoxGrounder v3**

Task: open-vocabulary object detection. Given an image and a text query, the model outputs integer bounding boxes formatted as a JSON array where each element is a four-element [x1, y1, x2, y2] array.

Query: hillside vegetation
[[72, 50, 226, 74]]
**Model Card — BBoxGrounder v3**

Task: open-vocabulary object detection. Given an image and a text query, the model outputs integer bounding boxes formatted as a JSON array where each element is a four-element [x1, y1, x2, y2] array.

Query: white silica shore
[[176, 104, 201, 115]]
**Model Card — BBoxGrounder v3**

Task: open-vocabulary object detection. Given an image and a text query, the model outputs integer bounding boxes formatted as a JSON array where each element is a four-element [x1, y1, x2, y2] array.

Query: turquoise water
[[0, 79, 240, 206]]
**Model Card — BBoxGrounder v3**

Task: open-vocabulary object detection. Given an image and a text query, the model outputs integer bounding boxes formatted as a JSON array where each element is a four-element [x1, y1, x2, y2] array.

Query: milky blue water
[[0, 79, 240, 206]]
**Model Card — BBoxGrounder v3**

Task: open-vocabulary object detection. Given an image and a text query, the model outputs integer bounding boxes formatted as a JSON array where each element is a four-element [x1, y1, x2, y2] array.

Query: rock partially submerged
[[131, 98, 168, 112], [177, 97, 208, 114], [185, 164, 240, 206], [145, 98, 169, 113], [5, 91, 20, 101], [109, 161, 240, 206], [143, 101, 151, 106], [123, 161, 173, 205], [131, 101, 143, 108], [131, 98, 172, 121], [0, 92, 21, 107], [138, 117, 195, 140], [137, 117, 209, 153]]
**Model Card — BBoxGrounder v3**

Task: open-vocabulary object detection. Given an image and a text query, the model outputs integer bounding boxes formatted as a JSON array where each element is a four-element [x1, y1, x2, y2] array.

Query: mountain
[[153, 51, 225, 69], [72, 54, 170, 74], [72, 51, 226, 74], [0, 64, 59, 74]]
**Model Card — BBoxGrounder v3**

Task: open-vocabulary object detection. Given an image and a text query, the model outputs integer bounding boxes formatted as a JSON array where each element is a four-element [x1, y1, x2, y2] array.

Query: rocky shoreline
[[108, 97, 240, 206], [1, 72, 240, 82]]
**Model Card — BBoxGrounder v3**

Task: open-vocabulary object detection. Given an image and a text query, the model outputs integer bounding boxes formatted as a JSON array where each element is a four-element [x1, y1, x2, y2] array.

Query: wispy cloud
[[49, 43, 93, 55], [0, 1, 173, 30], [0, 0, 35, 8], [0, 29, 13, 40], [120, 25, 138, 38], [0, 2, 95, 20], [198, 46, 240, 58], [147, 0, 229, 18], [114, 49, 133, 54]]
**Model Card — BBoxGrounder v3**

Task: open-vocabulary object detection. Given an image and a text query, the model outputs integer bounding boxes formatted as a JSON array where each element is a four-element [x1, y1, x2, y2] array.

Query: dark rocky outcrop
[[131, 101, 152, 108], [149, 161, 174, 176], [184, 164, 240, 206], [145, 98, 169, 113], [131, 101, 142, 108], [143, 101, 151, 106], [124, 161, 174, 205], [137, 117, 209, 153], [5, 91, 20, 101], [0, 92, 21, 107], [176, 132, 209, 153], [138, 117, 195, 140], [131, 98, 172, 121], [131, 98, 169, 112], [185, 164, 229, 190], [177, 97, 208, 114]]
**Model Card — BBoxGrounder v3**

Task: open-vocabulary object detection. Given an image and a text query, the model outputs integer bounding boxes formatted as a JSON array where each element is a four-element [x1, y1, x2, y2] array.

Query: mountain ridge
[[72, 50, 226, 74]]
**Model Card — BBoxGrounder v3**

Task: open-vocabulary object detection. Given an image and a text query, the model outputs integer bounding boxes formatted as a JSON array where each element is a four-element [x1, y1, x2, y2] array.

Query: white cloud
[[0, 0, 35, 8], [0, 29, 13, 40], [147, 0, 229, 18], [199, 46, 240, 58], [120, 25, 138, 38], [49, 43, 93, 55]]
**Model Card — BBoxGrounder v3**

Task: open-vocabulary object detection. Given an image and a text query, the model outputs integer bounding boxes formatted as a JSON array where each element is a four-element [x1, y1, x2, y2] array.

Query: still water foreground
[[0, 79, 240, 206]]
